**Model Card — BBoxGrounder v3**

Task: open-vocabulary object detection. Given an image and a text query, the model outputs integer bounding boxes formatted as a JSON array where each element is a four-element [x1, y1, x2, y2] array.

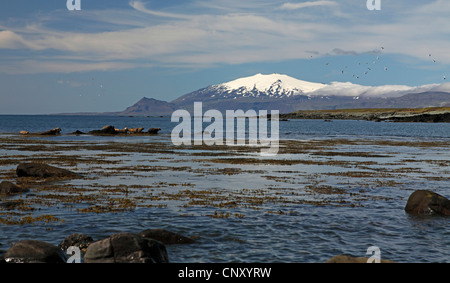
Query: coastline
[[280, 107, 450, 122]]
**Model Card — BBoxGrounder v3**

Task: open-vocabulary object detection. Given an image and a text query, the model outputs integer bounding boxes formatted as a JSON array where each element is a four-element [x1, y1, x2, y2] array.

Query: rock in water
[[138, 229, 195, 245], [0, 181, 29, 195], [40, 128, 62, 135], [147, 128, 161, 134], [16, 163, 80, 178], [3, 240, 66, 263], [88, 125, 117, 135], [84, 233, 169, 263], [405, 190, 450, 216]]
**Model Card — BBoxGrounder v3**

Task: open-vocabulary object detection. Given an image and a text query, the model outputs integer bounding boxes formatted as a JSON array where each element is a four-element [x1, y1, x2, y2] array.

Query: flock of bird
[[315, 46, 447, 82]]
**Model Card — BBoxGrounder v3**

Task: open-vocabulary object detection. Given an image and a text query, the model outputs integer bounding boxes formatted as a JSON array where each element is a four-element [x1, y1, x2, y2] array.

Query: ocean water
[[0, 115, 449, 263]]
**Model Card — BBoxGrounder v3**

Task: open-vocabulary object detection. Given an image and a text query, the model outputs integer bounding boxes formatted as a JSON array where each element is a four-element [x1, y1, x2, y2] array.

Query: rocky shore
[[1, 134, 448, 263], [280, 107, 450, 122]]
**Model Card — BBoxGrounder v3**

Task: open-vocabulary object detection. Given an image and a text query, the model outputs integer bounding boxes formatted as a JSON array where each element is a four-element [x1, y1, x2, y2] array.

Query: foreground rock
[[138, 229, 195, 245], [3, 240, 66, 263], [0, 181, 29, 195], [405, 190, 450, 216], [326, 255, 396, 263], [16, 163, 81, 178], [58, 233, 94, 254], [84, 233, 169, 263]]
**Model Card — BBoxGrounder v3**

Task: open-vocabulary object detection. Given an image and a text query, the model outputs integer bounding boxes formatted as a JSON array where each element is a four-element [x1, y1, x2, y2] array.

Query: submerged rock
[[84, 232, 169, 263], [16, 163, 81, 178], [3, 240, 66, 263], [0, 181, 29, 195], [138, 229, 195, 245], [405, 190, 450, 216]]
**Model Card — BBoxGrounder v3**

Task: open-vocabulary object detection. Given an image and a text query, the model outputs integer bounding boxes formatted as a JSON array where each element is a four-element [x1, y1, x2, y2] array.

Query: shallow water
[[0, 116, 449, 263]]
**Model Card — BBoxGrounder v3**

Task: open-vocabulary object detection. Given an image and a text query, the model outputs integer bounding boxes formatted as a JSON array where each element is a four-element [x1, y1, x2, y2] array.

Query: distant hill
[[119, 97, 177, 116]]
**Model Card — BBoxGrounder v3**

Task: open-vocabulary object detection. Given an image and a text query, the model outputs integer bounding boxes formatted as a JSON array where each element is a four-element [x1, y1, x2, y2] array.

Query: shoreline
[[280, 107, 450, 122]]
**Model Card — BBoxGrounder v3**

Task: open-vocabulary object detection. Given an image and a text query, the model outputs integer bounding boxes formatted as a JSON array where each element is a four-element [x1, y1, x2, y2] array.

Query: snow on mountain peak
[[218, 73, 327, 97]]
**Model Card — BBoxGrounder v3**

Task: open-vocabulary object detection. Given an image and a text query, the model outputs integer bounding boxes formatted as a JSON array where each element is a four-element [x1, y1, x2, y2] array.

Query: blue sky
[[0, 0, 449, 114]]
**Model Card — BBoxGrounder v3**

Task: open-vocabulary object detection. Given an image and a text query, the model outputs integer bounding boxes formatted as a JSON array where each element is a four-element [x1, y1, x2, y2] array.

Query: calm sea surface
[[0, 115, 449, 263]]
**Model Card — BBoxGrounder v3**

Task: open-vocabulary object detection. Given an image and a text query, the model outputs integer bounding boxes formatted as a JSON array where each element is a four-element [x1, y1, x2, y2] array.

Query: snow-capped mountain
[[216, 73, 327, 98], [119, 73, 450, 115]]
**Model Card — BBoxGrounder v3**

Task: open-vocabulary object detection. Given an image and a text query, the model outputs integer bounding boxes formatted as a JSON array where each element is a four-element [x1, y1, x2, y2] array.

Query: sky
[[0, 0, 449, 114]]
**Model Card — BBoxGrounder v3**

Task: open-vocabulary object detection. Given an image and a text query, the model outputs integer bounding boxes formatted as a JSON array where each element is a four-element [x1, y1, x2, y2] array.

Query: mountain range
[[118, 73, 450, 116]]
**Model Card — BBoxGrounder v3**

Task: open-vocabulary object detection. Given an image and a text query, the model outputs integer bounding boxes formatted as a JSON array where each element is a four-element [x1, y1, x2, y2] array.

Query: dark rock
[[40, 127, 62, 135], [84, 232, 169, 263], [58, 233, 94, 253], [16, 162, 81, 178], [147, 128, 161, 134], [3, 240, 66, 263], [138, 229, 195, 245], [405, 190, 450, 216], [0, 181, 29, 195], [89, 125, 117, 135], [70, 130, 86, 135]]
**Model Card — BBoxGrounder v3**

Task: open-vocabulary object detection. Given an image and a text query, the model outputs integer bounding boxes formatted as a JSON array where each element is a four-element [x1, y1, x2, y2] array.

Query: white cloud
[[280, 1, 338, 10], [0, 0, 450, 75], [309, 81, 444, 98]]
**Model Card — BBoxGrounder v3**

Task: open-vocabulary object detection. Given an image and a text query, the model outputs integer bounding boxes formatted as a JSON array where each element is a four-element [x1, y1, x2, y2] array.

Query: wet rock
[[40, 127, 62, 135], [16, 162, 81, 178], [89, 125, 117, 135], [405, 190, 450, 216], [147, 128, 161, 134], [58, 233, 94, 253], [0, 181, 29, 195], [326, 255, 396, 263], [3, 240, 66, 263], [70, 130, 86, 135], [84, 232, 169, 263], [138, 229, 195, 245]]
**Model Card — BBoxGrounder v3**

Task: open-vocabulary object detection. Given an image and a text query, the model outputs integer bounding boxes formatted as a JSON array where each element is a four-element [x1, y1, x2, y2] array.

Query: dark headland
[[280, 107, 450, 123]]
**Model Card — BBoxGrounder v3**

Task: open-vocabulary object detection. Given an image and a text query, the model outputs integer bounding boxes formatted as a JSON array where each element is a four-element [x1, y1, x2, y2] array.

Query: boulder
[[40, 128, 62, 135], [3, 240, 66, 263], [16, 163, 81, 178], [147, 128, 161, 135], [58, 233, 94, 253], [89, 125, 117, 135], [405, 190, 450, 216], [326, 255, 396, 263], [84, 233, 169, 263], [138, 229, 195, 245], [0, 181, 29, 195]]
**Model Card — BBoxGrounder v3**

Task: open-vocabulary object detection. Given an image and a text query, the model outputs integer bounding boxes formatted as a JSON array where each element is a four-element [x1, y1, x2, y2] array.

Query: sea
[[0, 115, 449, 263]]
